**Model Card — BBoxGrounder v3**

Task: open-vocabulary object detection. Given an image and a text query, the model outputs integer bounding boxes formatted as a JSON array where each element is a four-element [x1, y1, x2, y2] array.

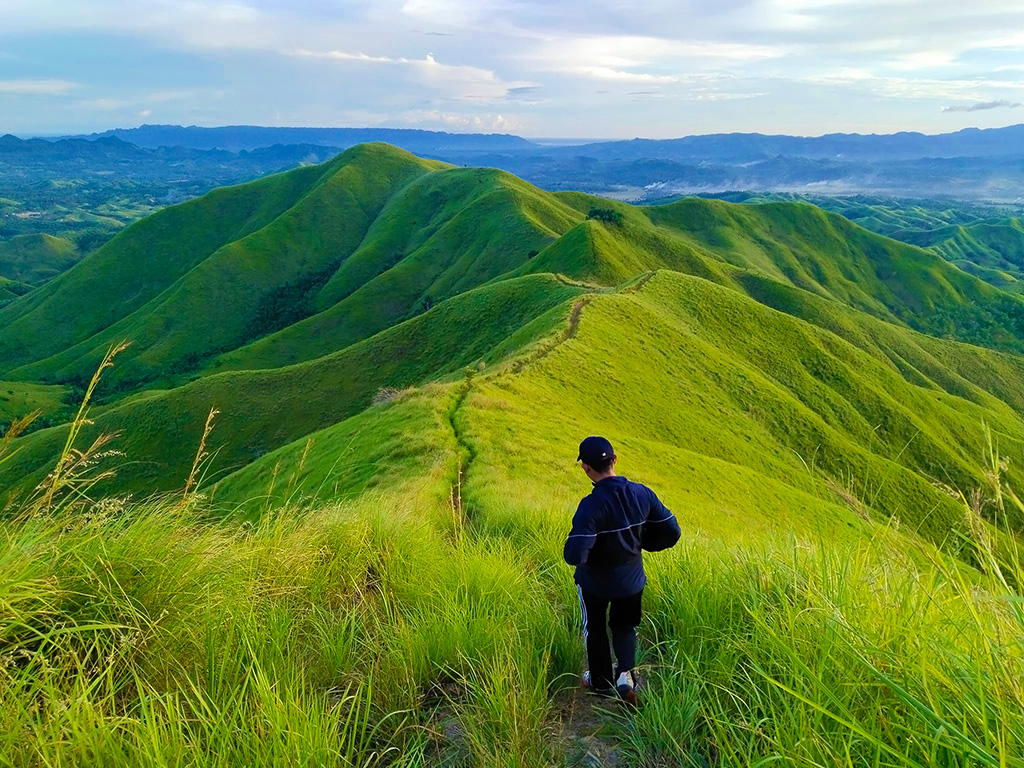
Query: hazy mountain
[[63, 124, 536, 153]]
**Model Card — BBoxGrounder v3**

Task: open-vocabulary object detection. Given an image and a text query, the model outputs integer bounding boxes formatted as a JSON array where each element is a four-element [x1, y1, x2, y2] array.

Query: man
[[564, 435, 681, 704]]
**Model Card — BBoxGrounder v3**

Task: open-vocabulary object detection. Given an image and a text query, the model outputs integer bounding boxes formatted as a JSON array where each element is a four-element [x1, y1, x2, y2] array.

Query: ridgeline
[[2, 143, 1024, 765]]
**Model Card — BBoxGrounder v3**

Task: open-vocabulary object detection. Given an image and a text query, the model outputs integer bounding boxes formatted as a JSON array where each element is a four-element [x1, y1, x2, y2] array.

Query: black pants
[[577, 587, 643, 690]]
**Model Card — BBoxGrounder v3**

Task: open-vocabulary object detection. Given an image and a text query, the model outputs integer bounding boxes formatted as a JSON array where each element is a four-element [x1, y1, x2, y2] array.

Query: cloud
[[0, 78, 76, 95], [802, 71, 1024, 102], [526, 34, 786, 86], [942, 100, 1024, 112], [574, 67, 678, 84], [289, 48, 537, 102], [291, 49, 396, 64], [401, 109, 524, 131]]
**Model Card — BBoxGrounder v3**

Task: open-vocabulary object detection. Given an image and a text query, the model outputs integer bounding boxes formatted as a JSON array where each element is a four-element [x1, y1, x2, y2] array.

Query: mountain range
[[65, 122, 1024, 161]]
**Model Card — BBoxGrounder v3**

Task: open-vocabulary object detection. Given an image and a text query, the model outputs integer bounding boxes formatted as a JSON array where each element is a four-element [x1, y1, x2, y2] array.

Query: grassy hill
[[894, 218, 1024, 288], [0, 233, 81, 290], [4, 146, 1024, 765], [0, 144, 446, 386], [0, 276, 32, 302], [0, 275, 582, 496], [0, 380, 70, 432], [705, 192, 1024, 295], [5, 145, 1024, 394], [211, 268, 1024, 548]]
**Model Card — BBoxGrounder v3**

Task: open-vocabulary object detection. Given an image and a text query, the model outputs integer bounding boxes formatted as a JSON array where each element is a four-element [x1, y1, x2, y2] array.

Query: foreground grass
[[1, 488, 1022, 766]]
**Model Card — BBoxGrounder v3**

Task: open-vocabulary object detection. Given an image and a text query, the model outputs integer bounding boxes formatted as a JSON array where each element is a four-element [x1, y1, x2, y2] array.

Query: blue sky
[[1, 0, 1023, 138]]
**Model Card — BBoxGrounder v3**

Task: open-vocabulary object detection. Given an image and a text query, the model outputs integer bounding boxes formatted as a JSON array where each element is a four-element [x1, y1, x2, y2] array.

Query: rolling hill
[[5, 143, 1024, 765], [4, 143, 1024, 395], [2, 145, 1024, 557], [0, 233, 81, 287]]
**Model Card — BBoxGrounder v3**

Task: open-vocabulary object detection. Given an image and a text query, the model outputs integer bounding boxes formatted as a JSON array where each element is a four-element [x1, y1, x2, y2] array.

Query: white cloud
[[292, 49, 396, 64], [803, 71, 1024, 102], [574, 67, 678, 84], [526, 34, 787, 86], [289, 48, 537, 102], [401, 108, 524, 131], [0, 78, 76, 95]]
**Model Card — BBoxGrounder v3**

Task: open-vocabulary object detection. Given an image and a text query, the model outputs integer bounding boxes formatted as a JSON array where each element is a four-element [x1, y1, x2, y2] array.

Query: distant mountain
[[63, 124, 536, 153], [57, 123, 1024, 162], [0, 134, 341, 183], [536, 124, 1024, 163]]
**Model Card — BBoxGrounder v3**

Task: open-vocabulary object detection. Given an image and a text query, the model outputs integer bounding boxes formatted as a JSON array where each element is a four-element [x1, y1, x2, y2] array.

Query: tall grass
[[3, 486, 1023, 766], [3, 368, 1024, 766]]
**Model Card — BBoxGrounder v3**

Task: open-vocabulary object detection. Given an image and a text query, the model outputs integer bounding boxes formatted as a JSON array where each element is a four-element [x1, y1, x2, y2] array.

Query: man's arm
[[563, 499, 598, 566], [641, 489, 681, 552]]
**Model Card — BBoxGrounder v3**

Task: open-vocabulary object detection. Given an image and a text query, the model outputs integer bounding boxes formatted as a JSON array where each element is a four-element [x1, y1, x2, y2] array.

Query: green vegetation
[[707, 192, 1024, 295], [0, 275, 581, 497], [4, 145, 1024, 764], [0, 380, 71, 432], [6, 145, 1024, 394], [2, 375, 1023, 765], [0, 233, 82, 287]]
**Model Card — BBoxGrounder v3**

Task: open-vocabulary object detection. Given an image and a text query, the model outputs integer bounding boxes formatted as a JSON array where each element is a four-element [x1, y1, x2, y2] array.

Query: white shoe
[[616, 670, 638, 705]]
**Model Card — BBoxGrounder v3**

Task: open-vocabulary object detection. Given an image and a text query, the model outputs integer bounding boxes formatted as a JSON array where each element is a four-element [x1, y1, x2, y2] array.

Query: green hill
[[0, 274, 582, 496], [894, 218, 1024, 290], [0, 233, 81, 287], [0, 144, 446, 386], [708, 192, 1024, 295], [211, 167, 579, 372], [0, 276, 32, 302], [0, 380, 69, 432], [210, 268, 1024, 549], [5, 145, 1024, 394], [6, 147, 1024, 765]]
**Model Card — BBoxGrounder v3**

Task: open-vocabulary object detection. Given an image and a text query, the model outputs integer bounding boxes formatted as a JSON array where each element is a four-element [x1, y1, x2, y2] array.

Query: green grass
[[0, 277, 33, 303], [0, 380, 69, 429], [199, 268, 1024, 563], [0, 233, 81, 287], [5, 145, 1024, 394], [0, 275, 582, 498], [2, 144, 445, 388], [2, 420, 1022, 765], [213, 167, 579, 372]]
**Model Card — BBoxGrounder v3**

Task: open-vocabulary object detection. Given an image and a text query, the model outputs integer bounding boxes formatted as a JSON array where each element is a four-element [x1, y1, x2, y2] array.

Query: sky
[[1, 0, 1024, 139]]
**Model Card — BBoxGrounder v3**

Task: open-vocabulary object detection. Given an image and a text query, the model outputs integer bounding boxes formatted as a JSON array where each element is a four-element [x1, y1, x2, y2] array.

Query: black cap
[[577, 435, 615, 465]]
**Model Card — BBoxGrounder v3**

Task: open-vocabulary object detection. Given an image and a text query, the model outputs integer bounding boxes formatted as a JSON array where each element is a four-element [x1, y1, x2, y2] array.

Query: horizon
[[13, 120, 1024, 144], [3, 1, 1024, 138]]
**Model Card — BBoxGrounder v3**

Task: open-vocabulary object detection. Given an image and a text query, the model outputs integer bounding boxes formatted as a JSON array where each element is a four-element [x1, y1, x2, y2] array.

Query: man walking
[[564, 436, 681, 704]]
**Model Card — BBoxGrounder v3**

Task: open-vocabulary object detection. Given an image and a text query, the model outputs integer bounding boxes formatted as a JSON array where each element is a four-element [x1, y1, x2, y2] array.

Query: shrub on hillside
[[587, 207, 623, 226]]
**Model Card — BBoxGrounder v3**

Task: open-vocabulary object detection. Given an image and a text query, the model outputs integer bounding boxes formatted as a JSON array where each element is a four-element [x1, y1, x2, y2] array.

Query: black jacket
[[563, 475, 681, 598]]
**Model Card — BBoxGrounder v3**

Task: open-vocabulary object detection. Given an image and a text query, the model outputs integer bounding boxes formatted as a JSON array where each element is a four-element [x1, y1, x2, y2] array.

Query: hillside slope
[[4, 145, 1024, 392], [0, 233, 81, 287], [211, 269, 1024, 555], [0, 275, 581, 495], [0, 144, 445, 385], [895, 218, 1024, 288]]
